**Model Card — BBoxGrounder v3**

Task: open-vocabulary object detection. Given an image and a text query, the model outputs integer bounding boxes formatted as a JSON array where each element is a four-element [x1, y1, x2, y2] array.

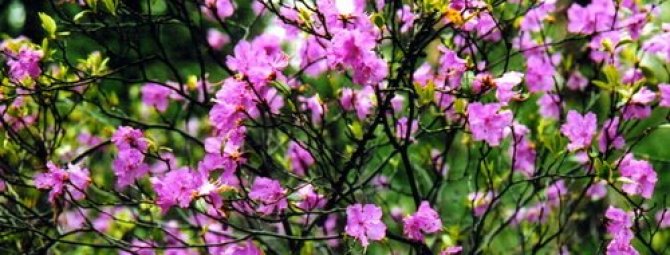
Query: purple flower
[[566, 71, 588, 91], [560, 110, 597, 151], [209, 78, 254, 133], [6, 47, 43, 81], [537, 93, 561, 120], [622, 86, 656, 120], [397, 5, 417, 33], [440, 246, 463, 255], [403, 201, 443, 241], [467, 102, 513, 146], [150, 168, 202, 212], [659, 84, 670, 107], [112, 148, 149, 189], [495, 71, 524, 104], [296, 184, 326, 211], [345, 203, 387, 247], [34, 162, 90, 203], [141, 83, 172, 112], [248, 177, 288, 215], [287, 141, 315, 176], [119, 239, 156, 255], [587, 180, 608, 201], [202, 0, 234, 20], [437, 46, 467, 88], [546, 180, 567, 207], [508, 123, 536, 178], [618, 153, 656, 199], [111, 126, 149, 152], [468, 191, 495, 217], [207, 29, 230, 50], [299, 95, 326, 124], [656, 209, 670, 229], [299, 36, 328, 77], [340, 86, 377, 120], [223, 240, 263, 255], [605, 206, 637, 255], [327, 29, 387, 85], [395, 117, 419, 141], [567, 0, 616, 34], [598, 117, 625, 152]]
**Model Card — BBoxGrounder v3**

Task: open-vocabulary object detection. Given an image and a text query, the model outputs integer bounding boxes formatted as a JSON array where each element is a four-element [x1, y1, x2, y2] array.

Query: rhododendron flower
[[34, 162, 90, 203], [340, 86, 377, 120], [6, 47, 43, 81], [437, 46, 467, 88], [605, 206, 637, 255], [587, 180, 608, 201], [111, 126, 149, 151], [151, 168, 202, 212], [537, 93, 561, 120], [345, 203, 387, 247], [296, 184, 326, 211], [440, 246, 463, 255], [223, 240, 263, 255], [560, 110, 597, 151], [327, 29, 387, 85], [403, 201, 443, 241], [656, 209, 670, 229], [546, 180, 567, 207], [119, 239, 156, 255], [287, 141, 314, 176], [599, 117, 625, 152], [202, 0, 234, 20], [299, 36, 328, 76], [659, 84, 670, 107], [248, 177, 288, 215], [566, 71, 588, 91], [395, 117, 419, 140], [141, 83, 172, 112], [495, 72, 524, 104], [618, 153, 656, 199], [113, 148, 149, 188], [207, 29, 230, 50], [513, 203, 550, 224], [622, 87, 656, 120], [508, 123, 536, 178], [566, 0, 616, 34], [468, 191, 495, 217], [299, 95, 326, 124], [397, 5, 416, 33], [467, 102, 513, 146]]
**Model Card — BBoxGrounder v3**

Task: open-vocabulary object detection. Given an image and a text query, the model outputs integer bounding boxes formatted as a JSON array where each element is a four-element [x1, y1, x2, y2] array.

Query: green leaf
[[102, 0, 118, 15], [38, 12, 57, 38], [73, 10, 91, 23]]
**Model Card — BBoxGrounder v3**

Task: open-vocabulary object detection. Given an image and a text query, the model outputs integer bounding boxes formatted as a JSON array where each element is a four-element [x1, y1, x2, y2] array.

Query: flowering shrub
[[3, 0, 670, 254]]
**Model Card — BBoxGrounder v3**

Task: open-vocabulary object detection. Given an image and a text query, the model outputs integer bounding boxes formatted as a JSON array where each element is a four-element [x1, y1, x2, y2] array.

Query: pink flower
[[397, 5, 417, 33], [345, 203, 387, 247], [113, 148, 149, 188], [224, 240, 263, 255], [299, 95, 326, 124], [202, 0, 234, 20], [119, 239, 156, 255], [326, 29, 387, 85], [299, 36, 328, 77], [340, 86, 377, 120], [207, 29, 230, 50], [587, 180, 608, 201], [468, 191, 495, 217], [622, 87, 656, 120], [296, 184, 326, 211], [395, 117, 419, 141], [437, 46, 467, 88], [6, 47, 43, 81], [656, 209, 670, 228], [508, 123, 536, 178], [403, 201, 443, 241], [150, 168, 202, 212], [440, 246, 463, 255], [605, 206, 637, 255], [560, 110, 597, 151], [467, 102, 513, 146], [599, 117, 625, 152], [141, 83, 172, 112], [495, 72, 524, 104], [248, 177, 288, 215], [566, 71, 588, 91], [287, 141, 314, 176], [34, 162, 90, 203], [659, 84, 670, 107], [537, 93, 561, 120], [618, 153, 656, 199], [546, 180, 567, 207], [111, 126, 149, 152]]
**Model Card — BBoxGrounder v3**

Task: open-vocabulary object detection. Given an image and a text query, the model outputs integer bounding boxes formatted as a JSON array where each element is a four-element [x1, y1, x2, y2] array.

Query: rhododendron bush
[[5, 0, 670, 254]]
